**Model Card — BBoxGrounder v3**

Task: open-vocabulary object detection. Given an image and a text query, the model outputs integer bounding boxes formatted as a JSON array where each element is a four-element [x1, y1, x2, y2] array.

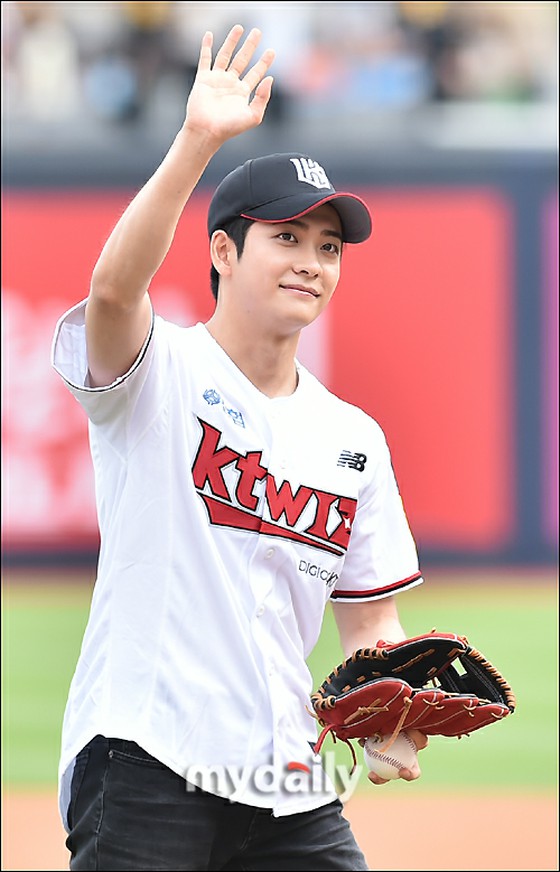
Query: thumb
[[250, 76, 274, 122]]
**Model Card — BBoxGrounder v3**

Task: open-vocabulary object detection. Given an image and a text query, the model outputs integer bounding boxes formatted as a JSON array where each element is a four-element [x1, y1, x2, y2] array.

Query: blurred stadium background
[[1, 2, 559, 870]]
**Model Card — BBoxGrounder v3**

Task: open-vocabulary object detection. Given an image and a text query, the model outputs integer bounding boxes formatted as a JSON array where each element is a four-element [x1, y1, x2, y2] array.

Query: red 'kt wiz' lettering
[[191, 419, 356, 556]]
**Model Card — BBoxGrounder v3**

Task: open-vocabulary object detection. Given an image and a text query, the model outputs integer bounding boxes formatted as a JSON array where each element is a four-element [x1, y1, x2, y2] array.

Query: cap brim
[[241, 192, 372, 243]]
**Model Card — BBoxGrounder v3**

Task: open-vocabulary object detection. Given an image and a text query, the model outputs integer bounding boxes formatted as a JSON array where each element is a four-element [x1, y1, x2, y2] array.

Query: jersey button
[[264, 548, 275, 559], [256, 605, 265, 617]]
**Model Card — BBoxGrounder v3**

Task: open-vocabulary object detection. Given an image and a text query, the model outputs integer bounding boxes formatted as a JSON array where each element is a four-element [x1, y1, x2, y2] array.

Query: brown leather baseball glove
[[310, 630, 516, 768]]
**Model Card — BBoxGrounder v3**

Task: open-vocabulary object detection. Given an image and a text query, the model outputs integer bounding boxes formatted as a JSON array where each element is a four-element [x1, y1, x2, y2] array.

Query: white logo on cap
[[290, 158, 332, 191]]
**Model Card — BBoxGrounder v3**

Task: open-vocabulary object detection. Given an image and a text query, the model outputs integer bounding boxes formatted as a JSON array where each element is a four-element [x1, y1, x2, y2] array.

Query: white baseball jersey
[[51, 299, 423, 829]]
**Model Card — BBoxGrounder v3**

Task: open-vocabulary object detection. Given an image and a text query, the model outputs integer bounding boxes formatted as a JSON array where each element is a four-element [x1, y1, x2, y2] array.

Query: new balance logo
[[290, 157, 332, 190], [337, 451, 367, 472]]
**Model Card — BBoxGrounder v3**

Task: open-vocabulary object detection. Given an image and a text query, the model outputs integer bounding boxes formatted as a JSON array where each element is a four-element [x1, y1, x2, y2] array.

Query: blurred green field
[[2, 567, 558, 794], [308, 570, 559, 795]]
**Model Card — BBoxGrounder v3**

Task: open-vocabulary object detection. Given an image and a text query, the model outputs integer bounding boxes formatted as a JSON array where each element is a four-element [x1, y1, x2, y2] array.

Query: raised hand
[[184, 25, 275, 144]]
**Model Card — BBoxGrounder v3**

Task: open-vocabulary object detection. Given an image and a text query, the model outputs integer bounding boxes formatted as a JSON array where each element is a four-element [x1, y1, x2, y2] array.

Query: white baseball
[[363, 731, 418, 780]]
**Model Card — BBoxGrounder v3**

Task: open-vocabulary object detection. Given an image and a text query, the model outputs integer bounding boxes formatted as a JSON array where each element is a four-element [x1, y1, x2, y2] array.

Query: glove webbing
[[438, 646, 517, 710]]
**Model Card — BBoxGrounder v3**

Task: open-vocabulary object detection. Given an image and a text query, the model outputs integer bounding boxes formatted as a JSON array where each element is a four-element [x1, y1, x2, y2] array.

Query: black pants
[[66, 735, 369, 871]]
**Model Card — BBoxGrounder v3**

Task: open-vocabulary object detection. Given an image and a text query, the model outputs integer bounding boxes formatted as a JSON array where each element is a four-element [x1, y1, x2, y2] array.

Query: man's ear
[[210, 230, 235, 277]]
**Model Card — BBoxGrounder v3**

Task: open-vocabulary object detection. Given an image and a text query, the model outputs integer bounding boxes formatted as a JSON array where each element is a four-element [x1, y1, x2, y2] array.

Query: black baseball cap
[[207, 153, 372, 244]]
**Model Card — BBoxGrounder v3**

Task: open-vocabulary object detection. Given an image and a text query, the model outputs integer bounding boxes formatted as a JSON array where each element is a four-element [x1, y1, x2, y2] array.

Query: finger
[[197, 31, 214, 72], [212, 24, 245, 71], [399, 765, 421, 781], [247, 75, 274, 121], [407, 729, 429, 751], [242, 50, 276, 94], [368, 772, 390, 786], [228, 27, 264, 76]]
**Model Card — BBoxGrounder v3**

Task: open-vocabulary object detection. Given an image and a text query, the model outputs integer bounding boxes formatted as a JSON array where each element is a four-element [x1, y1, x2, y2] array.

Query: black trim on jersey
[[330, 571, 424, 601], [57, 304, 155, 394]]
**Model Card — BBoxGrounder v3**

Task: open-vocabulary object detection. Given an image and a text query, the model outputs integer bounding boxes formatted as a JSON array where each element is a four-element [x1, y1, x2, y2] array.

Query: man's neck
[[204, 317, 300, 398]]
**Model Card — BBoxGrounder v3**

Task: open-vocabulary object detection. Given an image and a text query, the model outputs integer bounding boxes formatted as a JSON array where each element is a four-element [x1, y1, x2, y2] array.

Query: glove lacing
[[311, 695, 413, 773]]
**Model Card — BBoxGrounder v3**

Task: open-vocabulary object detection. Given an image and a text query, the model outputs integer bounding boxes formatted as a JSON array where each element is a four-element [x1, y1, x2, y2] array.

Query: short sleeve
[[331, 425, 423, 601]]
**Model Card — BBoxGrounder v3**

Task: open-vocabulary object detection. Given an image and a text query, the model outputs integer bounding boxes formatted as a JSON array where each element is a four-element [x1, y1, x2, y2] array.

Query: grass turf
[[2, 568, 557, 792]]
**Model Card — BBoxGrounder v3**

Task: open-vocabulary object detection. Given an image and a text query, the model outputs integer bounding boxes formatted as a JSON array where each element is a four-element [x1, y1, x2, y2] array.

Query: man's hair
[[210, 216, 254, 301]]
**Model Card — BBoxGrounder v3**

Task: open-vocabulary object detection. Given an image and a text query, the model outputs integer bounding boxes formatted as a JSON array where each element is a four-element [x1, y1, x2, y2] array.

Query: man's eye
[[323, 242, 340, 254]]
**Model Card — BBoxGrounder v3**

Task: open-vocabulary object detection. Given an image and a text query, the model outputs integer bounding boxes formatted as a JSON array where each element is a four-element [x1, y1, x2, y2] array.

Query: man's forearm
[[332, 598, 407, 658], [84, 26, 274, 387], [90, 126, 221, 309]]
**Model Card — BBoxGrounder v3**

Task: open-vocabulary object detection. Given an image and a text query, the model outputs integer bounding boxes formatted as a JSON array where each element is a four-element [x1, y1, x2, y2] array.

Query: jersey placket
[[247, 401, 301, 794]]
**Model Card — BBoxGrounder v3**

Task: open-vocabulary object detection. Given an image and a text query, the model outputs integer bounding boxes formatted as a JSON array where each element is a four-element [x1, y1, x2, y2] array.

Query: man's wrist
[[178, 120, 228, 155]]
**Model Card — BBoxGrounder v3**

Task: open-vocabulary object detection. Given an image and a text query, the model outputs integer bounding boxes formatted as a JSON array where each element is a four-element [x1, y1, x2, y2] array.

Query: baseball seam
[[365, 748, 404, 770], [366, 733, 417, 770]]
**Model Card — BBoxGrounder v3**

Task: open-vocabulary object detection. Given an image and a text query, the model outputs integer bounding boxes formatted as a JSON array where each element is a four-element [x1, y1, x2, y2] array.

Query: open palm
[[185, 26, 275, 143]]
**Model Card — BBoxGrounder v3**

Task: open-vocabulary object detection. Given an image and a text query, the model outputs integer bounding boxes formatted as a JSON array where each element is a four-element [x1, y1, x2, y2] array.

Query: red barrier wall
[[329, 189, 514, 549], [0, 188, 519, 554]]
